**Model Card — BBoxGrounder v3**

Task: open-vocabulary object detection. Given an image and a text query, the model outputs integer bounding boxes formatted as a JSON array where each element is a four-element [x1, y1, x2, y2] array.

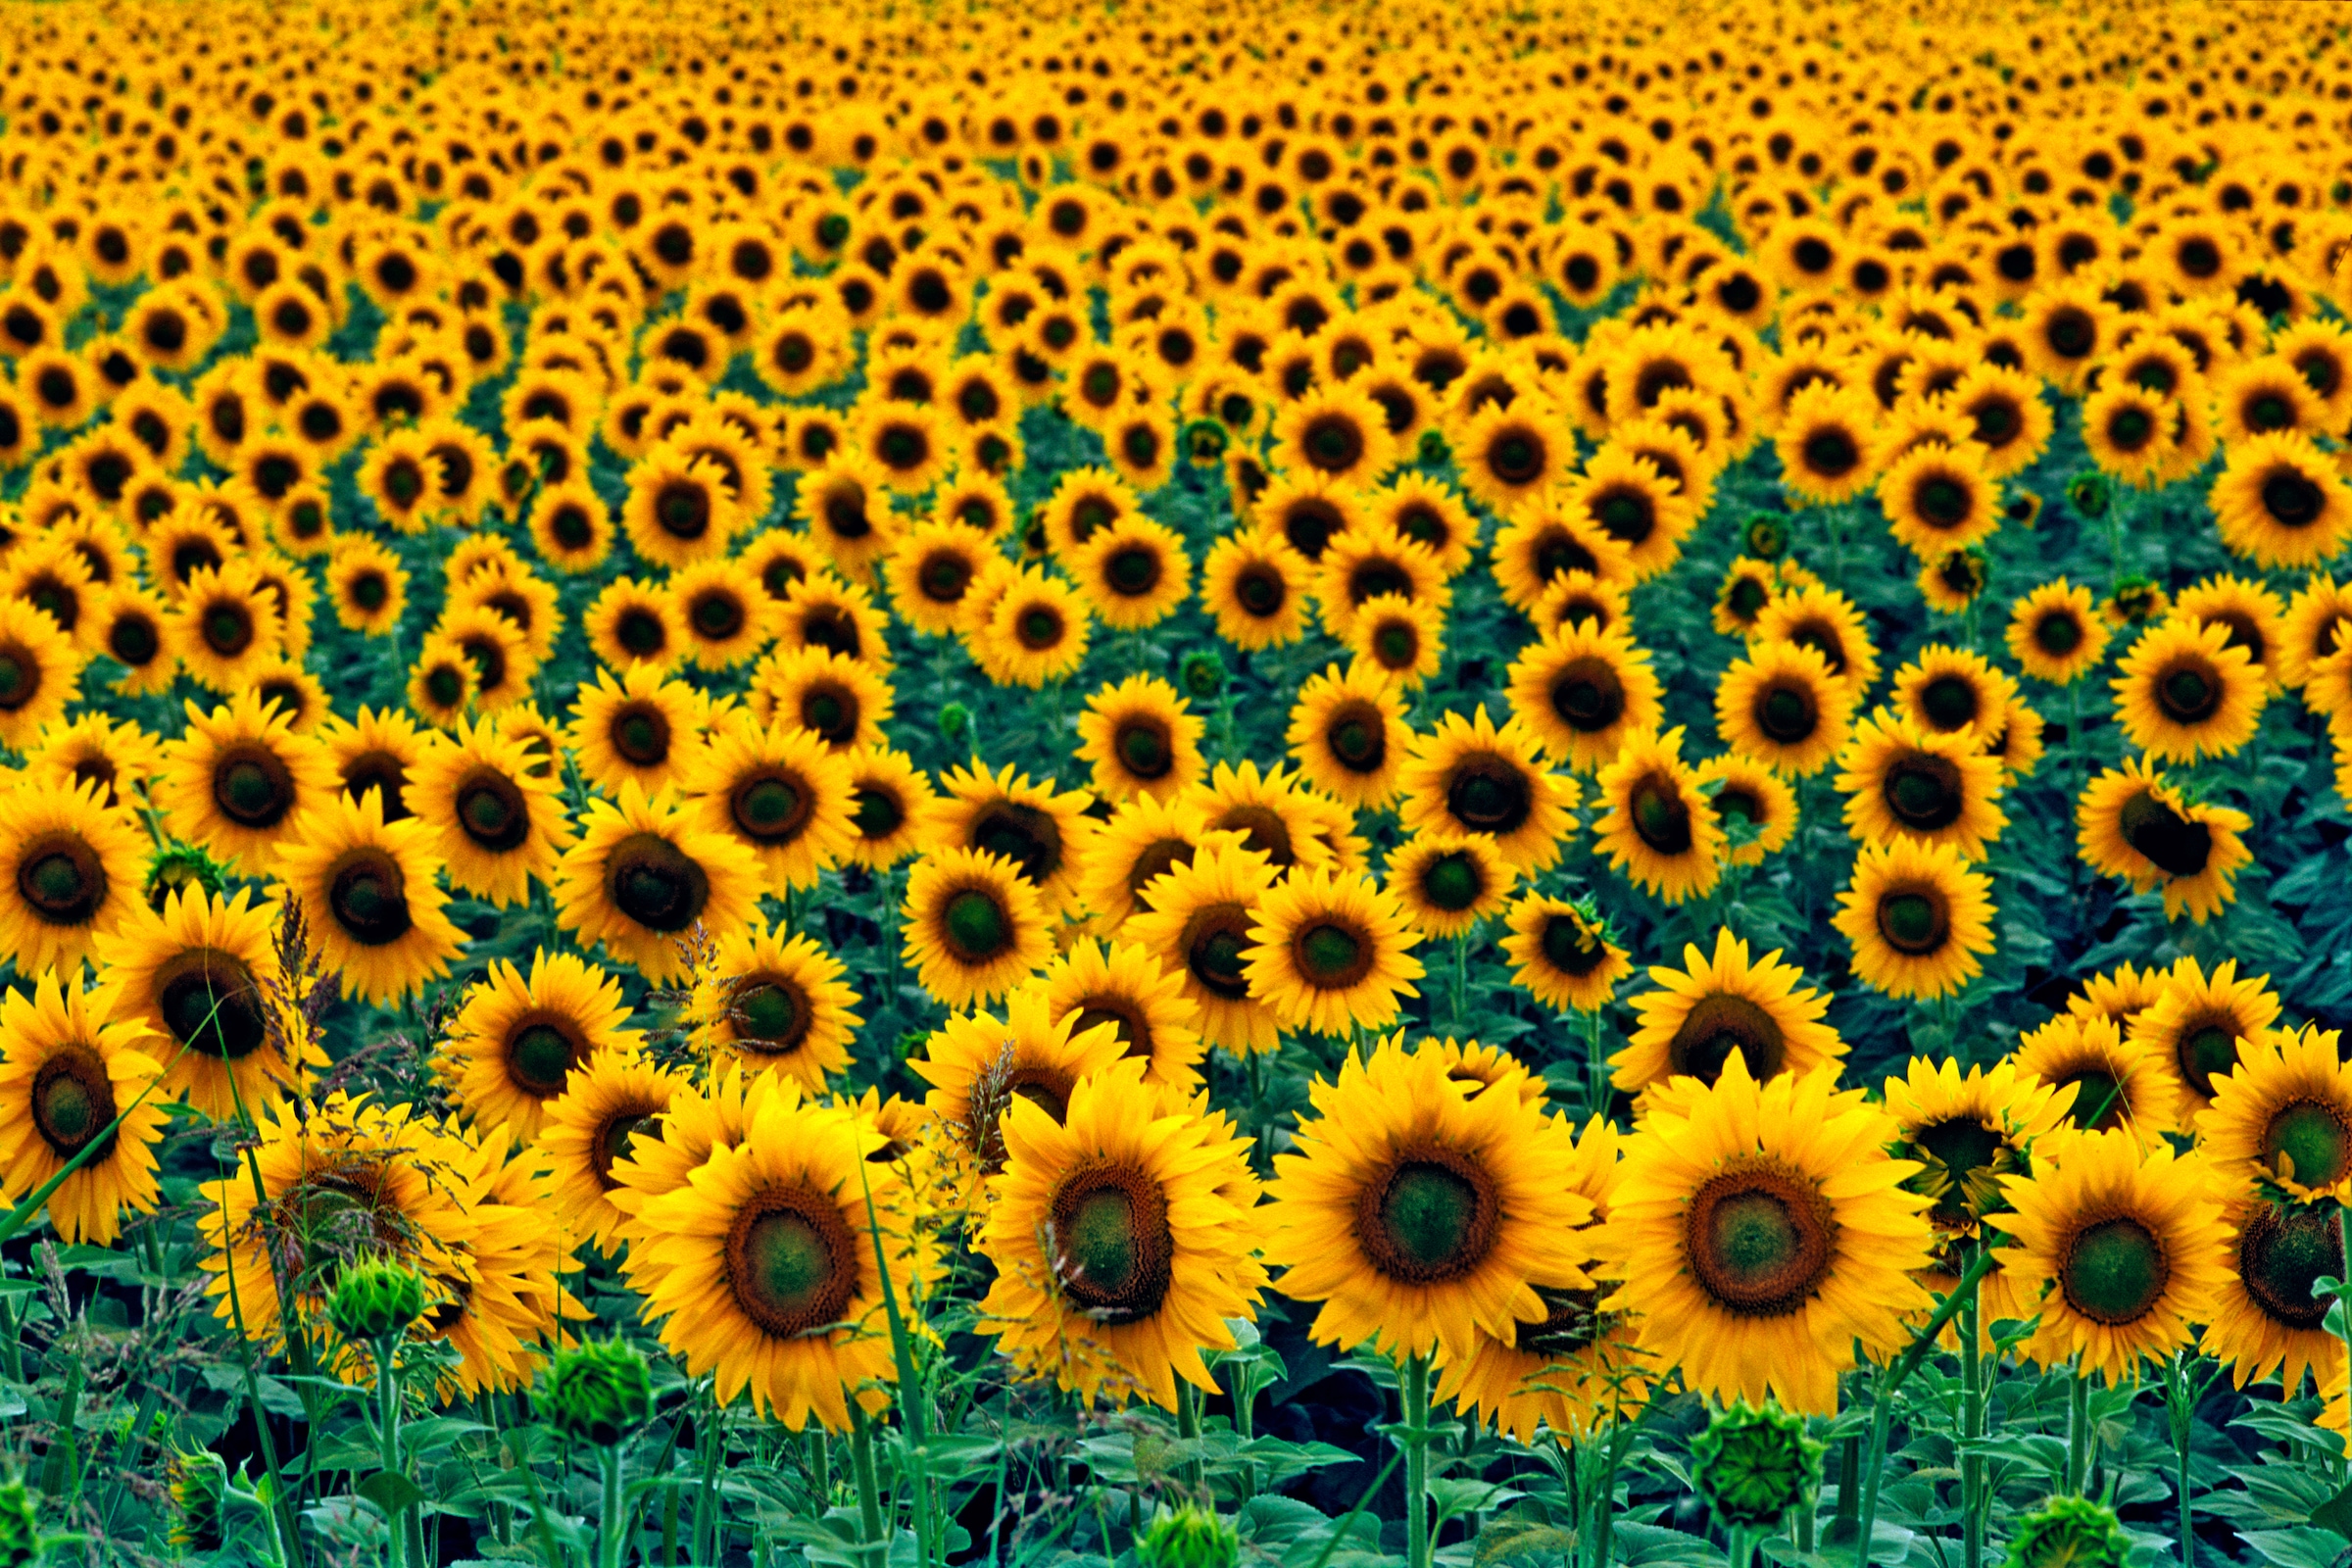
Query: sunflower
[[1313, 528, 1447, 644], [1077, 674, 1205, 805], [975, 1065, 1262, 1408], [0, 595, 82, 750], [2013, 1011, 2180, 1144], [399, 718, 569, 906], [1833, 837, 1995, 1003], [1613, 929, 1844, 1096], [272, 790, 466, 1006], [1489, 502, 1635, 612], [2196, 1026, 2352, 1203], [1037, 466, 1141, 559], [1752, 583, 1881, 702], [1242, 868, 1424, 1039], [90, 886, 316, 1119], [0, 972, 167, 1247], [441, 951, 640, 1143], [557, 781, 762, 983], [1346, 593, 1449, 690], [414, 1123, 582, 1402], [1597, 1054, 1934, 1412], [976, 566, 1091, 687], [1837, 712, 2008, 861], [0, 776, 143, 977], [2110, 617, 2267, 762], [882, 521, 991, 638], [2209, 432, 2352, 569], [1713, 558, 1781, 637], [1889, 645, 2017, 747], [1883, 1055, 2079, 1245], [1123, 838, 1283, 1056], [1286, 662, 1410, 809], [584, 576, 686, 673], [2079, 382, 2175, 489], [1262, 1038, 1593, 1360], [1075, 793, 1228, 933], [1694, 753, 1798, 866], [567, 663, 707, 799], [1715, 638, 1853, 778], [910, 984, 1130, 1201], [900, 847, 1054, 1009], [527, 478, 614, 572], [1592, 727, 1722, 905], [2128, 957, 2282, 1123], [1036, 936, 1206, 1094], [622, 450, 743, 571], [1454, 398, 1567, 510], [1396, 707, 1580, 873], [625, 1095, 924, 1429], [1501, 894, 1632, 1014], [679, 718, 855, 895], [687, 922, 861, 1091], [1506, 623, 1661, 773], [24, 712, 163, 811], [2198, 1186, 2344, 1397], [840, 748, 935, 871], [536, 1049, 684, 1254], [1987, 1127, 2230, 1384], [1774, 383, 1878, 507], [1368, 472, 1479, 577], [758, 646, 895, 756], [326, 536, 407, 636], [1386, 831, 1516, 941], [87, 587, 177, 696], [2006, 580, 2110, 685], [156, 691, 337, 878], [1439, 1113, 1650, 1442], [2174, 575, 2288, 691]]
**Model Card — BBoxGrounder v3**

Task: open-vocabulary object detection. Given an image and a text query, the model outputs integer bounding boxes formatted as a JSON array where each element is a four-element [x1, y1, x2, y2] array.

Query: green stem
[[2066, 1363, 2091, 1495], [1450, 934, 1468, 1032], [1833, 1437, 1860, 1537], [1852, 1393, 1893, 1568], [1856, 1247, 2001, 1568], [692, 1384, 722, 1565], [851, 1402, 886, 1567], [1961, 1271, 1986, 1568], [1176, 1380, 1205, 1496], [376, 1342, 405, 1568], [1585, 1005, 1609, 1123], [1400, 1352, 1433, 1568], [600, 1446, 626, 1568]]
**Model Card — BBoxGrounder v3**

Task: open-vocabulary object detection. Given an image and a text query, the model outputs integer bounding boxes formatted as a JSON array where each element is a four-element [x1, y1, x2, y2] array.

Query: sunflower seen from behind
[[1262, 1037, 1594, 1363], [976, 1063, 1263, 1409], [0, 972, 167, 1247], [1595, 1054, 1934, 1414]]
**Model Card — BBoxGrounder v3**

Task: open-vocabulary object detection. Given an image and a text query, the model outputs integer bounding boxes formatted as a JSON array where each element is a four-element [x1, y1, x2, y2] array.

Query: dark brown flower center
[[328, 847, 413, 946], [1355, 1146, 1499, 1283], [1050, 1163, 1174, 1322], [1667, 993, 1785, 1082], [2059, 1216, 2168, 1325], [16, 832, 105, 925], [606, 833, 710, 932], [726, 1184, 858, 1338], [1686, 1162, 1835, 1316]]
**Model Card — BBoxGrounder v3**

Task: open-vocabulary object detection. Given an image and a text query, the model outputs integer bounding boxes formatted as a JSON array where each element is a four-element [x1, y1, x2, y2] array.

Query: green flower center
[[459, 773, 530, 852], [1448, 760, 1532, 836], [18, 840, 102, 924], [2263, 1099, 2352, 1190], [2238, 1201, 2339, 1330], [1364, 1154, 1494, 1281], [730, 1195, 854, 1338], [1629, 774, 1693, 855], [2157, 665, 2219, 723], [328, 851, 412, 946], [1117, 720, 1171, 779], [1687, 1164, 1833, 1316], [216, 750, 295, 829], [1919, 675, 1978, 731], [156, 953, 269, 1060], [2060, 1217, 2169, 1325], [1876, 890, 1945, 955], [733, 979, 806, 1050], [32, 1050, 113, 1157], [508, 1023, 576, 1096], [942, 888, 1010, 959], [1295, 920, 1367, 987], [1884, 757, 1962, 831], [1541, 914, 1609, 976], [1668, 994, 1785, 1082], [1757, 686, 1815, 743], [733, 776, 807, 842], [2178, 1022, 2238, 1098], [1423, 853, 1481, 912]]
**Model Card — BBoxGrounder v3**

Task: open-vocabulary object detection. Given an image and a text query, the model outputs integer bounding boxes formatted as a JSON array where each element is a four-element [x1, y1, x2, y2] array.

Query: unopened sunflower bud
[[544, 1340, 653, 1446], [327, 1256, 427, 1344], [1139, 1503, 1238, 1568], [0, 1479, 37, 1568], [1690, 1397, 1822, 1531], [2002, 1494, 2130, 1568], [169, 1450, 228, 1554]]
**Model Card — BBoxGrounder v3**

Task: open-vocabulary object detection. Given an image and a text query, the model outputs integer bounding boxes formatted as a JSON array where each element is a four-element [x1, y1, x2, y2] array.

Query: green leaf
[[2238, 1527, 2352, 1568], [356, 1470, 427, 1516], [2314, 1483, 2352, 1544]]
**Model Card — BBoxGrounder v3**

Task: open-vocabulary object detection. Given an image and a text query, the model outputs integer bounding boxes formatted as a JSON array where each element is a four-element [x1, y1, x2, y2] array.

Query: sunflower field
[[4, 0, 2352, 1565]]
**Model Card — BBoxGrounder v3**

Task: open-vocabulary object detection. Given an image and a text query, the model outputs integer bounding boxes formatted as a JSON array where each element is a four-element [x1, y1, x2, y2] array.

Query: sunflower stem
[[1176, 1380, 1205, 1496], [2065, 1361, 2091, 1494], [1960, 1261, 1985, 1568], [599, 1444, 626, 1568], [374, 1339, 406, 1568], [2167, 1356, 2194, 1568], [1451, 933, 1468, 1033], [851, 1402, 887, 1567], [1399, 1350, 1434, 1568], [1852, 1391, 1893, 1568]]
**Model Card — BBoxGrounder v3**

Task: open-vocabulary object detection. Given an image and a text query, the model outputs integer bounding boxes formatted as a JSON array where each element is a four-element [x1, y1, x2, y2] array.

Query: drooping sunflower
[[2209, 432, 2352, 569], [687, 922, 862, 1091], [1614, 929, 1844, 1096], [1595, 1054, 1935, 1414], [2005, 579, 2110, 685], [273, 790, 466, 1006], [0, 594, 84, 750], [2075, 755, 2254, 924], [405, 718, 575, 907], [0, 972, 167, 1247], [1286, 662, 1411, 809], [1396, 707, 1580, 874], [1501, 894, 1632, 1014], [1988, 1127, 2230, 1383], [678, 717, 855, 895], [1076, 673, 1206, 805], [1262, 1038, 1594, 1361], [0, 777, 145, 977], [552, 782, 763, 986], [535, 1049, 684, 1255], [1715, 638, 1854, 777], [1200, 532, 1311, 650], [88, 886, 314, 1120], [2198, 1185, 2344, 1397], [1592, 727, 1723, 905], [2110, 617, 2266, 763], [2128, 956, 2282, 1122], [1243, 868, 1424, 1039], [2196, 1025, 2352, 1203], [157, 691, 337, 877], [1837, 712, 2008, 862], [625, 1095, 924, 1429], [1124, 837, 1284, 1055], [567, 663, 708, 799], [900, 847, 1054, 1009], [1440, 1113, 1650, 1442], [440, 951, 641, 1143], [1833, 837, 1996, 1003], [975, 1065, 1263, 1408], [1036, 936, 1206, 1094], [1505, 622, 1661, 774], [2013, 1011, 2180, 1144]]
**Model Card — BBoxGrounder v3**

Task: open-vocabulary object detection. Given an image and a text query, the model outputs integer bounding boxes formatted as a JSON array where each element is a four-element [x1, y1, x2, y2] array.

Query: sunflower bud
[[1139, 1504, 1238, 1568], [1689, 1398, 1823, 1531], [937, 702, 971, 742], [543, 1341, 654, 1446], [1742, 513, 1788, 561], [2002, 1495, 2131, 1568], [1180, 652, 1226, 701], [2066, 470, 2111, 518], [1181, 418, 1228, 464], [0, 1479, 37, 1568], [169, 1450, 229, 1553], [327, 1256, 427, 1344], [1416, 429, 1451, 466], [143, 842, 227, 915]]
